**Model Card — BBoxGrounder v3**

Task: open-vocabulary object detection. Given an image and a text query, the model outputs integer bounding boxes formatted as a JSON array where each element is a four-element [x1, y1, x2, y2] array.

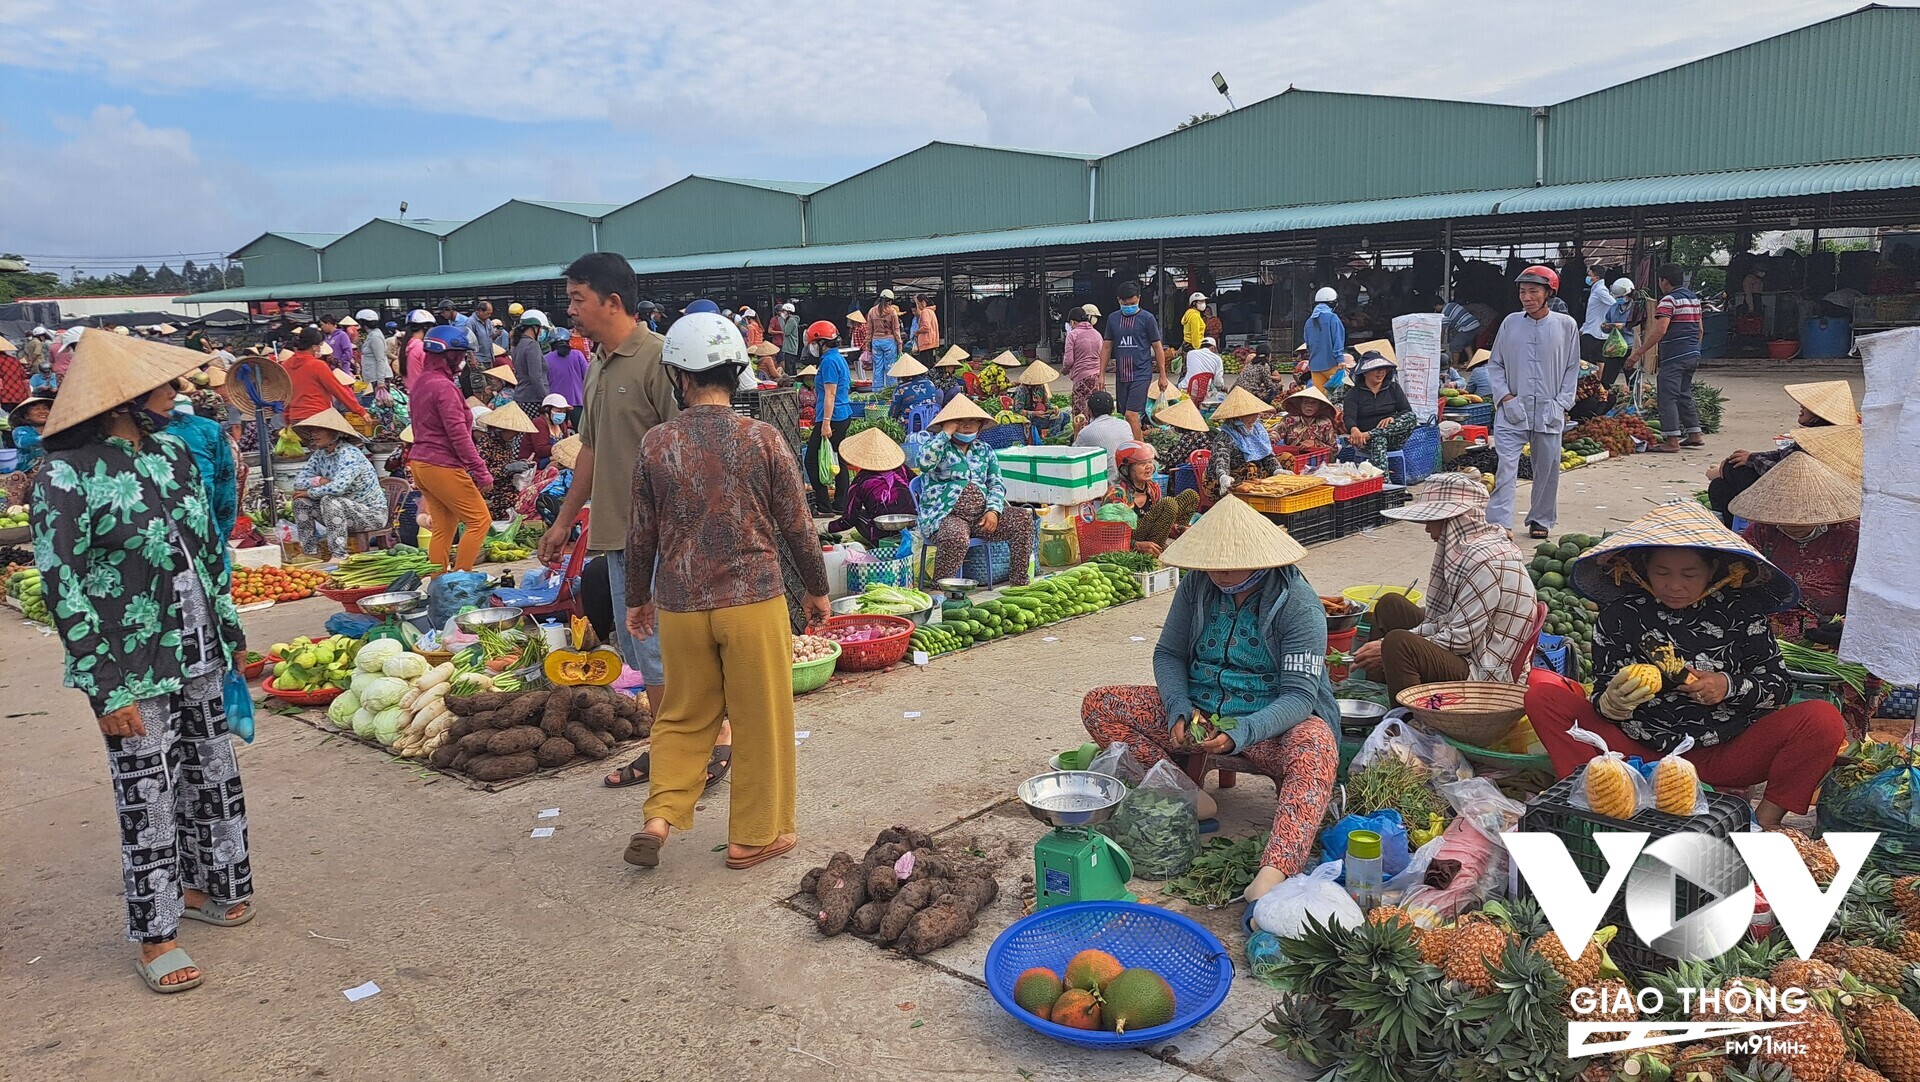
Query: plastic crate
[[979, 424, 1026, 451], [1170, 464, 1197, 498], [1884, 686, 1919, 720], [1383, 483, 1410, 508], [1275, 444, 1333, 475], [1389, 425, 1442, 485], [1275, 482, 1334, 514], [846, 552, 916, 592], [1442, 402, 1494, 428], [1331, 473, 1384, 501], [1132, 566, 1180, 596], [1333, 490, 1386, 536], [1517, 777, 1753, 981], [1275, 503, 1335, 545], [1075, 518, 1133, 559]]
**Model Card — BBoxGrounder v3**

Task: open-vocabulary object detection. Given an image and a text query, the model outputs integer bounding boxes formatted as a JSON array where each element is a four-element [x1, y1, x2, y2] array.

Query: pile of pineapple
[[1262, 864, 1920, 1082]]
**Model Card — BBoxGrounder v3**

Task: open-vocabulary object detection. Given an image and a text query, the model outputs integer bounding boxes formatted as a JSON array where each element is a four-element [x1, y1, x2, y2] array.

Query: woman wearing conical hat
[[824, 427, 916, 549], [1080, 496, 1340, 901], [289, 407, 388, 561], [915, 395, 1035, 587], [1705, 379, 1857, 525], [1204, 386, 1283, 496], [1268, 384, 1340, 450], [1730, 451, 1881, 735], [1524, 500, 1844, 829], [473, 401, 537, 520], [884, 353, 942, 426], [1011, 360, 1068, 443]]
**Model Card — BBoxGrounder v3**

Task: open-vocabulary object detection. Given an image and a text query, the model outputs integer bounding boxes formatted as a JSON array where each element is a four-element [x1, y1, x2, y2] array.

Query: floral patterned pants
[[293, 493, 386, 556], [1134, 492, 1199, 548], [104, 672, 252, 943], [932, 485, 1033, 586], [1080, 685, 1338, 876]]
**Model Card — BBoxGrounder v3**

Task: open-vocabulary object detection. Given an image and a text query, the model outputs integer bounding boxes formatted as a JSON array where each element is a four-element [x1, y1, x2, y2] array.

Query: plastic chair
[[1513, 600, 1550, 680], [1186, 372, 1213, 404], [506, 507, 593, 621], [351, 477, 410, 552], [905, 401, 938, 436]]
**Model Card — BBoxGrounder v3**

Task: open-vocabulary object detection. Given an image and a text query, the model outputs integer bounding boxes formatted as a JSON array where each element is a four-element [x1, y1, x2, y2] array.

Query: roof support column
[[1442, 220, 1453, 302]]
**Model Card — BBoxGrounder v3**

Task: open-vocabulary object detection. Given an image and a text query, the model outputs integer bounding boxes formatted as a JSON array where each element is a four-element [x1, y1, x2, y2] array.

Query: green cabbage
[[381, 653, 428, 680], [360, 676, 410, 713], [327, 691, 361, 727], [372, 707, 406, 746], [351, 707, 377, 739], [356, 638, 405, 674]]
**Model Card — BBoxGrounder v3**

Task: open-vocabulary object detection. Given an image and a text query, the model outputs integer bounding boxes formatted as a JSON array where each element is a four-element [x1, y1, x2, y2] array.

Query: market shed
[[599, 177, 821, 259], [229, 231, 343, 289], [806, 143, 1094, 246], [441, 200, 621, 273], [321, 218, 463, 281]]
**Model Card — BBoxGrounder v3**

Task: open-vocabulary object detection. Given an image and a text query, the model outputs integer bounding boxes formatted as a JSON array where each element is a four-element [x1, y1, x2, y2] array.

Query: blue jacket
[[169, 411, 238, 557], [1151, 565, 1340, 752], [1304, 304, 1345, 373]]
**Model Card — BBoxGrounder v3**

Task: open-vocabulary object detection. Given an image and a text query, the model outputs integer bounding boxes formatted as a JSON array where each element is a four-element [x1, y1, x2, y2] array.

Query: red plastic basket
[[1275, 444, 1333, 475], [1327, 627, 1359, 653], [820, 614, 915, 671], [1331, 474, 1383, 501], [318, 582, 393, 614], [1461, 424, 1488, 444], [1076, 518, 1134, 558], [262, 675, 345, 706]]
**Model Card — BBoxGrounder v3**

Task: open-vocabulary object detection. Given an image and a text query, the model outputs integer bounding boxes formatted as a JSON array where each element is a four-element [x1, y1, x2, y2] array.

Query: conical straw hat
[[846, 310, 866, 325], [1462, 348, 1492, 370], [290, 406, 363, 441], [1728, 450, 1860, 527], [399, 425, 414, 443], [838, 426, 905, 472], [1790, 424, 1863, 484], [796, 365, 819, 377], [1211, 386, 1276, 422], [551, 434, 581, 468], [1159, 495, 1307, 571], [465, 396, 487, 409], [1017, 360, 1060, 386], [484, 364, 518, 385], [478, 401, 536, 433], [888, 354, 929, 378], [1569, 499, 1796, 610], [930, 395, 995, 428], [1154, 397, 1208, 433], [747, 341, 781, 357], [1283, 384, 1334, 414], [1353, 339, 1396, 363], [988, 350, 1022, 368], [44, 329, 215, 436], [0, 336, 15, 353], [221, 353, 293, 419], [492, 343, 509, 357], [938, 345, 970, 366], [1784, 380, 1858, 426]]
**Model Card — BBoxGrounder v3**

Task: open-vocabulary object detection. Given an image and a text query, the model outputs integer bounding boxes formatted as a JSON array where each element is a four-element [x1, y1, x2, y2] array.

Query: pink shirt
[[1063, 323, 1104, 382]]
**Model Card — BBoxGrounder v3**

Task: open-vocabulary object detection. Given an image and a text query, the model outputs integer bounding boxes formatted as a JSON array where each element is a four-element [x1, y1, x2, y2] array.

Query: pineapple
[[1839, 1063, 1892, 1082], [1894, 876, 1920, 926], [1444, 916, 1515, 994], [1416, 923, 1452, 969], [1673, 1042, 1730, 1081], [1774, 957, 1848, 992], [1585, 755, 1640, 819], [1846, 993, 1920, 1082], [1538, 930, 1607, 993], [1782, 827, 1840, 884], [1654, 753, 1703, 814], [1569, 978, 1639, 1050], [1838, 946, 1911, 992], [1844, 907, 1920, 971], [1755, 993, 1847, 1082]]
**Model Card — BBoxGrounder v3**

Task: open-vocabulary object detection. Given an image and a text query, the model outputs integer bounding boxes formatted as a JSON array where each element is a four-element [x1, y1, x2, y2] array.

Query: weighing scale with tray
[[357, 589, 430, 645], [1018, 771, 1135, 910]]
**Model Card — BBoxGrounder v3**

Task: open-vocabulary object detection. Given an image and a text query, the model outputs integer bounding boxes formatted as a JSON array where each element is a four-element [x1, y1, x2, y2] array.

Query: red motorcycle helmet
[[1515, 265, 1560, 292], [804, 320, 840, 343]]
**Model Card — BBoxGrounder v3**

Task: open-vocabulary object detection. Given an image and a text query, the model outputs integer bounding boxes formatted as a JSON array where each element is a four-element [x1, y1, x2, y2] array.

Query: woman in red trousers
[[1524, 500, 1843, 829]]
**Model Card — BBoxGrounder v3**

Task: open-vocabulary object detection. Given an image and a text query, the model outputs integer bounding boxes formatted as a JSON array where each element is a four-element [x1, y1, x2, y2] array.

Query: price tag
[[530, 827, 555, 839], [343, 981, 381, 1002], [912, 651, 929, 667], [537, 808, 559, 819], [904, 711, 922, 719]]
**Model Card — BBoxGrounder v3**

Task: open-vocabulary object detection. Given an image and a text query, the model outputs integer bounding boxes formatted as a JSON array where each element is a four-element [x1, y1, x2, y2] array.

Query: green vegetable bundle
[[1100, 787, 1199, 880], [328, 546, 440, 589], [1692, 382, 1725, 434], [1161, 834, 1267, 907], [846, 417, 906, 444], [1090, 551, 1157, 573], [1779, 637, 1871, 695], [853, 583, 932, 616]]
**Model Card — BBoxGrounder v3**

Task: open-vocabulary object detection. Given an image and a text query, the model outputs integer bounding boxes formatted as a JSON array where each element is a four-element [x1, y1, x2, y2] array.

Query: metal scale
[[1018, 770, 1136, 910]]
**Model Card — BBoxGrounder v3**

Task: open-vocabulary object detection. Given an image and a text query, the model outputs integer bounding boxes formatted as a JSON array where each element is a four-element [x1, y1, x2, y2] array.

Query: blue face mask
[[1120, 304, 1140, 316], [953, 431, 977, 444], [1217, 568, 1269, 595]]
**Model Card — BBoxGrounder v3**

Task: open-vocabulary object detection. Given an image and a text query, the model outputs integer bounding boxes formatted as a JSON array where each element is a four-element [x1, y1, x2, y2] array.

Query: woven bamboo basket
[[1394, 680, 1528, 748]]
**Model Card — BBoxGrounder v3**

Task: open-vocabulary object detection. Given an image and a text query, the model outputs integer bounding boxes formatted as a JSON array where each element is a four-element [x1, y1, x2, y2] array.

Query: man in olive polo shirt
[[541, 252, 678, 724]]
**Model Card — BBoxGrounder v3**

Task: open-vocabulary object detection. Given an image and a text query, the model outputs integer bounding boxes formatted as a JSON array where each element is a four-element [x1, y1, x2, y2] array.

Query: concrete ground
[[0, 366, 1855, 1081]]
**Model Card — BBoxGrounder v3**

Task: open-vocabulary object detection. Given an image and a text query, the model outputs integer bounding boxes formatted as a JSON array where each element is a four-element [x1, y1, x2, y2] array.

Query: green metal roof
[[697, 177, 827, 195], [228, 230, 344, 259], [1492, 157, 1920, 214], [378, 217, 465, 236], [513, 199, 623, 217]]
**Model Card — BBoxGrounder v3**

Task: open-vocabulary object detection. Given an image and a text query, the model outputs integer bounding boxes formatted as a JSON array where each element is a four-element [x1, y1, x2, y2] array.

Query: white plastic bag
[[1350, 713, 1474, 782], [1649, 734, 1707, 816], [1086, 741, 1145, 787], [1566, 722, 1653, 820], [1252, 860, 1366, 938]]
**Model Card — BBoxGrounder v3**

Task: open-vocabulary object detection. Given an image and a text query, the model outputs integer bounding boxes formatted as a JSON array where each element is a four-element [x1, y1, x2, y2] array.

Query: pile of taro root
[[798, 825, 1002, 957], [428, 686, 651, 782]]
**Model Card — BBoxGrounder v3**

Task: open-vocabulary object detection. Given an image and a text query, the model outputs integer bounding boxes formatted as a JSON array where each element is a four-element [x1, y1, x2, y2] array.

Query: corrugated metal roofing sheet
[[699, 177, 827, 195], [379, 217, 465, 236], [514, 200, 623, 217], [1494, 158, 1920, 213], [264, 231, 344, 247]]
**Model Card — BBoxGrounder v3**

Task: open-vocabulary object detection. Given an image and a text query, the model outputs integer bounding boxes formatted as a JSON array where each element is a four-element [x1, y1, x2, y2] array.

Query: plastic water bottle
[[1345, 829, 1383, 910]]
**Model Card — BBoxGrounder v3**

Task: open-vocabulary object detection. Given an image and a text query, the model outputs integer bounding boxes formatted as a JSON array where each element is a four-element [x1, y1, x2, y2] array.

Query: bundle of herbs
[[1334, 753, 1446, 833], [1161, 834, 1267, 907]]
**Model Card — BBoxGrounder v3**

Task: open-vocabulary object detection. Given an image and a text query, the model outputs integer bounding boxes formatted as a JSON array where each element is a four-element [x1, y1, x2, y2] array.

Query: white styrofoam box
[[231, 544, 283, 569], [997, 446, 1110, 506]]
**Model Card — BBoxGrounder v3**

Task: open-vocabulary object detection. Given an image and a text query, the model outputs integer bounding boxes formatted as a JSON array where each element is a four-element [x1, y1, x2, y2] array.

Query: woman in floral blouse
[[1524, 500, 1844, 830], [32, 329, 253, 994], [914, 395, 1034, 587], [474, 402, 537, 520], [1268, 385, 1341, 449], [290, 407, 389, 560]]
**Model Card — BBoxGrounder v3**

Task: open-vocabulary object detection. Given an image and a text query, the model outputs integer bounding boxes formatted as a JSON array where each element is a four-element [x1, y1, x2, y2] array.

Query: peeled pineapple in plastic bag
[[1650, 735, 1706, 816], [1568, 723, 1650, 821]]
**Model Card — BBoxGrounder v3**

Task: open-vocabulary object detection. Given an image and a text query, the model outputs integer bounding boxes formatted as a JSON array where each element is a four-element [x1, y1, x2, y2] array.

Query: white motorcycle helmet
[[1314, 287, 1338, 304], [1610, 278, 1635, 298], [661, 311, 748, 374]]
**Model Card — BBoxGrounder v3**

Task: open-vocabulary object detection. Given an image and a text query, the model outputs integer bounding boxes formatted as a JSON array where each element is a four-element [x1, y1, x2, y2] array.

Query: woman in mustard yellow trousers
[[620, 311, 830, 870]]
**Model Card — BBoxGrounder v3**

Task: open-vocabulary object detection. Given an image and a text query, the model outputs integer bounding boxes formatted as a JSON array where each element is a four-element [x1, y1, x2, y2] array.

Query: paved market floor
[[0, 367, 1857, 1081]]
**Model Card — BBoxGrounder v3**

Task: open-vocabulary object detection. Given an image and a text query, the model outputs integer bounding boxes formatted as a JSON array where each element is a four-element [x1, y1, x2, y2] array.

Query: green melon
[[1100, 968, 1177, 1034]]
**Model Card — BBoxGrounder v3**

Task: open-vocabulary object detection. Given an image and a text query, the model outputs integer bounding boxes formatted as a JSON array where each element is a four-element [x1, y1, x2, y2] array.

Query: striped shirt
[[1656, 287, 1703, 361], [1417, 523, 1540, 681]]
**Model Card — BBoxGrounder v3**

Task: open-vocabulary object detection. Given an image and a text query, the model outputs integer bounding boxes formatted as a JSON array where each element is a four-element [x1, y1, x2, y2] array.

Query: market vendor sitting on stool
[[885, 353, 941, 422], [824, 426, 916, 549], [1205, 386, 1284, 495], [1355, 472, 1539, 697], [1012, 360, 1067, 443], [1524, 500, 1845, 830], [1268, 384, 1340, 450], [289, 407, 388, 562], [1106, 441, 1199, 557], [1081, 495, 1340, 901], [915, 395, 1034, 587]]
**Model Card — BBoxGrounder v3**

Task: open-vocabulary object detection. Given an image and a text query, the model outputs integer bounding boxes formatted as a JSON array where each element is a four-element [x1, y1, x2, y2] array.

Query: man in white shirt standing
[[1178, 336, 1224, 398], [1071, 390, 1133, 479], [1488, 265, 1581, 539], [1580, 273, 1628, 371]]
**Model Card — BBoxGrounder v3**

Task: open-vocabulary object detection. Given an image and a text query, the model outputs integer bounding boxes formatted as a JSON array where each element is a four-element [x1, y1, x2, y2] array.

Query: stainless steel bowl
[[935, 577, 979, 597], [831, 596, 864, 616], [357, 589, 427, 618], [1323, 597, 1367, 634], [873, 513, 918, 533], [1017, 771, 1129, 829], [1337, 698, 1388, 737], [454, 605, 525, 633]]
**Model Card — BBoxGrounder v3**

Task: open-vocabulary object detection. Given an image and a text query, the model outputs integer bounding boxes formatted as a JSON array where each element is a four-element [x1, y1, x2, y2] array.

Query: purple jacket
[[545, 348, 589, 407], [405, 360, 492, 485], [825, 466, 916, 547], [325, 328, 355, 372]]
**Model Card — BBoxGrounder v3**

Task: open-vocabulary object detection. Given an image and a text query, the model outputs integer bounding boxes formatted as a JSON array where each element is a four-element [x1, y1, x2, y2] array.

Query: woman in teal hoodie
[[1080, 494, 1340, 901]]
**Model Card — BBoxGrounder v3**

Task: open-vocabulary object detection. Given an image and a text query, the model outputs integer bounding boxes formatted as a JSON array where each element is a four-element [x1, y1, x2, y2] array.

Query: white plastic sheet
[[1841, 327, 1920, 684], [1393, 313, 1444, 424]]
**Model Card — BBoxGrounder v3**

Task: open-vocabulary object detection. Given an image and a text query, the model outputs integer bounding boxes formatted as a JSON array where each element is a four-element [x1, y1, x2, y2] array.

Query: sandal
[[182, 898, 254, 928], [725, 835, 798, 871], [1528, 525, 1551, 539], [623, 831, 665, 867], [604, 750, 650, 788], [136, 946, 203, 994], [704, 745, 732, 791]]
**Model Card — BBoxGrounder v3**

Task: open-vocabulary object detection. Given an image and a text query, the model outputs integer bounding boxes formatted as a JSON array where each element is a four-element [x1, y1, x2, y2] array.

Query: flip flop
[[623, 831, 665, 867], [182, 898, 254, 928], [1528, 525, 1551, 539], [725, 835, 798, 870], [704, 745, 732, 791], [136, 946, 203, 994], [604, 750, 650, 788]]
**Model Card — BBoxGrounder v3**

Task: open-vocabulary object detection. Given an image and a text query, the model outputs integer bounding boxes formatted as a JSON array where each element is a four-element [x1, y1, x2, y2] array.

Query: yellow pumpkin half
[[544, 645, 624, 687]]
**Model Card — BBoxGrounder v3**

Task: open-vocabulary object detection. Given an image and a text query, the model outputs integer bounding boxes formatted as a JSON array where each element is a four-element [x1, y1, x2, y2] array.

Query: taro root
[[584, 701, 618, 735], [878, 879, 942, 944], [487, 725, 546, 756], [428, 744, 461, 769], [504, 691, 548, 725], [566, 723, 611, 760], [465, 752, 538, 781], [896, 876, 998, 956], [813, 853, 866, 936], [534, 737, 577, 768], [852, 901, 885, 936], [541, 692, 573, 736], [455, 730, 496, 754]]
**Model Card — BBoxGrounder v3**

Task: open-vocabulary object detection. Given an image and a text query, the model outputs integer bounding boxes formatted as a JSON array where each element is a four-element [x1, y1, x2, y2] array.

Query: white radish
[[416, 662, 455, 694]]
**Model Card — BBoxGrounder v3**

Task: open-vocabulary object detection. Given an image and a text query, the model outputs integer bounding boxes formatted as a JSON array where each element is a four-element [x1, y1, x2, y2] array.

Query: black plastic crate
[[1516, 776, 1753, 981], [1269, 504, 1335, 546], [1383, 483, 1410, 508], [1334, 491, 1386, 536]]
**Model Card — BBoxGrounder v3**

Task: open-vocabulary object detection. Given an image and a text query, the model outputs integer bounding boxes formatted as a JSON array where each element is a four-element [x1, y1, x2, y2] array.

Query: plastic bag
[[1086, 741, 1146, 787], [1096, 501, 1138, 529], [1380, 836, 1447, 908], [1251, 860, 1365, 938], [1402, 816, 1505, 919], [1603, 327, 1630, 358], [325, 612, 382, 639], [1350, 714, 1473, 782], [223, 669, 255, 744], [1567, 723, 1652, 821], [1649, 735, 1706, 816], [1245, 928, 1288, 985], [1438, 777, 1526, 839], [1319, 809, 1412, 877], [1098, 759, 1200, 880], [1818, 764, 1920, 877], [428, 571, 493, 626]]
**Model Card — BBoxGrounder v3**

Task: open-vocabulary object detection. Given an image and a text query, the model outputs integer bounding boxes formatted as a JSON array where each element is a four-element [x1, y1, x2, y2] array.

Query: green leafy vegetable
[[1162, 834, 1268, 907]]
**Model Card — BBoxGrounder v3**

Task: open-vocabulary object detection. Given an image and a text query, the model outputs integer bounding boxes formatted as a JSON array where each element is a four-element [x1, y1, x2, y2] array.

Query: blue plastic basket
[[961, 539, 1012, 585], [980, 424, 1026, 451], [1170, 464, 1197, 497], [1883, 685, 1919, 720], [1532, 631, 1573, 677], [985, 902, 1234, 1050], [1389, 424, 1441, 485]]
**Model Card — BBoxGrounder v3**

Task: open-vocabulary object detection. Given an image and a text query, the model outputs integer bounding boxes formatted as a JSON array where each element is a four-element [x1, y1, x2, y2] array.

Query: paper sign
[[1042, 636, 1058, 643], [530, 827, 555, 839], [904, 711, 921, 718], [1129, 636, 1146, 642], [912, 651, 929, 667], [538, 808, 559, 819], [1392, 312, 1444, 423], [795, 730, 812, 745], [343, 981, 381, 1002]]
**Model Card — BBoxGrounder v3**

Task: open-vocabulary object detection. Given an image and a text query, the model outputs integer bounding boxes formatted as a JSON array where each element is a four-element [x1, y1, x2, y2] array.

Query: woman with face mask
[[1341, 348, 1416, 469], [287, 407, 387, 561], [33, 330, 255, 994], [1204, 387, 1283, 497], [913, 395, 1035, 587], [525, 392, 571, 467], [1079, 495, 1340, 902]]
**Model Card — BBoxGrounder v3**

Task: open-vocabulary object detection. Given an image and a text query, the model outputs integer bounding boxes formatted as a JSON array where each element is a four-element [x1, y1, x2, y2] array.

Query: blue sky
[[0, 0, 1861, 276]]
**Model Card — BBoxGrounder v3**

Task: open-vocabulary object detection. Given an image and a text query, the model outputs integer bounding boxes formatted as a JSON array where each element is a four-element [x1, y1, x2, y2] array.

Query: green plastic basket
[[792, 642, 841, 695], [1441, 734, 1553, 773]]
